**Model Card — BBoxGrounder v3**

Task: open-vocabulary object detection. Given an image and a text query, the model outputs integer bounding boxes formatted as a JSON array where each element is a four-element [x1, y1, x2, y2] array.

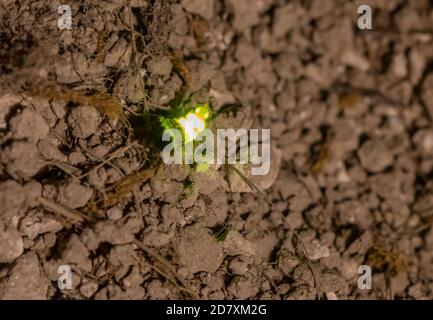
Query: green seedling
[[159, 98, 211, 143], [213, 222, 230, 242], [156, 98, 213, 173]]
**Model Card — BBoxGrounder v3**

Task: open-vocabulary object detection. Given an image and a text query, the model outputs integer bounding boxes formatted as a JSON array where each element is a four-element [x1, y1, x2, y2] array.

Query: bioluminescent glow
[[172, 103, 210, 142]]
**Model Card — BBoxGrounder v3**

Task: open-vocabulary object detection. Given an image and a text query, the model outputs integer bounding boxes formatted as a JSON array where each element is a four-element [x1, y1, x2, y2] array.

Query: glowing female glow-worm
[[175, 104, 210, 142]]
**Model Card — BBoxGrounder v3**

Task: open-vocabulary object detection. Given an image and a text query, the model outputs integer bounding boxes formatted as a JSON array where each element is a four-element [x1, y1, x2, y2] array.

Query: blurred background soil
[[1, 0, 433, 300]]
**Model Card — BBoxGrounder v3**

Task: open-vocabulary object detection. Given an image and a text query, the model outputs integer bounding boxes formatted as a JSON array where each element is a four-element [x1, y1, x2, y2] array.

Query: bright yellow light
[[177, 112, 206, 142]]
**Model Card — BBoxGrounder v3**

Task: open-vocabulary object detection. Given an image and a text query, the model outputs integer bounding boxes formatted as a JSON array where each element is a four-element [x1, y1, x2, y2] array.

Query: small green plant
[[214, 223, 230, 241], [140, 96, 212, 155], [159, 99, 211, 142], [181, 180, 195, 196]]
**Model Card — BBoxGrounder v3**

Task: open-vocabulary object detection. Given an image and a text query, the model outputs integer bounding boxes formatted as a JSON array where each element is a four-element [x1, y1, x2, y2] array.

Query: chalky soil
[[0, 0, 432, 301]]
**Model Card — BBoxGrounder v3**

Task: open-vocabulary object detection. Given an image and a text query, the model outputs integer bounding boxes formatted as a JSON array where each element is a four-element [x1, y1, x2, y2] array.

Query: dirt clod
[[175, 223, 224, 275], [0, 221, 24, 264], [68, 106, 101, 139], [0, 252, 49, 300], [1, 0, 433, 301]]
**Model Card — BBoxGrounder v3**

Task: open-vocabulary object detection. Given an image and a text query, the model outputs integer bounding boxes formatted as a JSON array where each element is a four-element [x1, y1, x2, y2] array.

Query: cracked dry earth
[[1, 0, 433, 300]]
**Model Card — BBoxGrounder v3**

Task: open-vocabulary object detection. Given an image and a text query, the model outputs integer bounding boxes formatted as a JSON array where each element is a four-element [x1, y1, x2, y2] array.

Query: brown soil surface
[[1, 0, 433, 300]]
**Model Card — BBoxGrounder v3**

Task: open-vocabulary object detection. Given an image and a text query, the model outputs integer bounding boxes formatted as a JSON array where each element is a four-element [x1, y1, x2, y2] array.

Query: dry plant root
[[28, 85, 124, 120], [310, 129, 333, 175], [366, 237, 408, 299], [227, 164, 321, 298], [39, 197, 90, 224], [77, 143, 140, 180], [166, 49, 192, 93], [85, 165, 160, 213], [133, 241, 200, 299]]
